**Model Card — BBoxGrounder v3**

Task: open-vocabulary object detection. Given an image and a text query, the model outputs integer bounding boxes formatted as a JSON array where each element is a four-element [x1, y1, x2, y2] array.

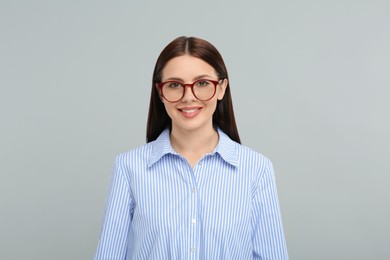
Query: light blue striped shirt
[[95, 129, 288, 259]]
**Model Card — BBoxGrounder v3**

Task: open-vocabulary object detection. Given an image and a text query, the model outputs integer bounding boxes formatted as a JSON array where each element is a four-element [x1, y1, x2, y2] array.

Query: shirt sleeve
[[252, 159, 289, 259], [95, 155, 134, 260]]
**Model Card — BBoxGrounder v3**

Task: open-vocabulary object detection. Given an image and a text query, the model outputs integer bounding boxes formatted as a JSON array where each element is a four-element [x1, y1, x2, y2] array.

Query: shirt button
[[191, 248, 196, 253], [192, 188, 196, 193], [198, 162, 202, 165], [191, 218, 196, 224]]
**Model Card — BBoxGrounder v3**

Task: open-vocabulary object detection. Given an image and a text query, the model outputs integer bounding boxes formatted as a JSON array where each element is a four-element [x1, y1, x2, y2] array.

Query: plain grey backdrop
[[1, 0, 389, 259]]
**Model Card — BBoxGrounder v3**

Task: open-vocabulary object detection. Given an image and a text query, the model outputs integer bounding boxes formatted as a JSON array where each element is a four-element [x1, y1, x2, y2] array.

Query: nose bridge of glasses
[[181, 82, 197, 99], [182, 82, 195, 88]]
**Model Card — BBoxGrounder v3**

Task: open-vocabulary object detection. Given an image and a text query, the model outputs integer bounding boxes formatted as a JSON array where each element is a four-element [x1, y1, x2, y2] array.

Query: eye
[[167, 82, 182, 88], [195, 80, 210, 87]]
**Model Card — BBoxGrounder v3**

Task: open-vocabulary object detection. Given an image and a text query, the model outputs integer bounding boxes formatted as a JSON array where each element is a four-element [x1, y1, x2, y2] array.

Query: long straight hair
[[146, 36, 240, 144]]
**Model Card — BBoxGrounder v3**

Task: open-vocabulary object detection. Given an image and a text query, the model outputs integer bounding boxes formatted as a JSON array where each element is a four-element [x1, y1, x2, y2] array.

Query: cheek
[[163, 102, 175, 116], [205, 99, 218, 113]]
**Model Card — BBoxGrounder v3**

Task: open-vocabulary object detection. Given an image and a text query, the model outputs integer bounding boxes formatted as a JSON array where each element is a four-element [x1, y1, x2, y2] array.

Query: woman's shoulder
[[218, 129, 272, 168], [114, 129, 171, 167], [236, 142, 272, 166], [114, 141, 155, 165]]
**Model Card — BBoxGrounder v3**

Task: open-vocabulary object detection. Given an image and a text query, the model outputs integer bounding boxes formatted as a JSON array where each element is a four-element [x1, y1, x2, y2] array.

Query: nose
[[181, 85, 197, 102]]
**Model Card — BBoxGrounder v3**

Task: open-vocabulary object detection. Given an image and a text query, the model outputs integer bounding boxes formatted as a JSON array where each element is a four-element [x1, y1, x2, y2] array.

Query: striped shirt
[[95, 129, 288, 259]]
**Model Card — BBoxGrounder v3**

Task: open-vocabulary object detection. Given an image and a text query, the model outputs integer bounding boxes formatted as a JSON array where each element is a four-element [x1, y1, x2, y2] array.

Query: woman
[[95, 36, 288, 259]]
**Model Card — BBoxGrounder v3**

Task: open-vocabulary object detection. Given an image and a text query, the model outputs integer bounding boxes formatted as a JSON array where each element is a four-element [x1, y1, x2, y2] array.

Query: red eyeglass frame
[[156, 79, 222, 103]]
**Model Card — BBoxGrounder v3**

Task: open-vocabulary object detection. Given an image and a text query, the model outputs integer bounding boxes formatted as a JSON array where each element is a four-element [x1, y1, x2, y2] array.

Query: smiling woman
[[94, 36, 289, 259], [156, 55, 228, 161]]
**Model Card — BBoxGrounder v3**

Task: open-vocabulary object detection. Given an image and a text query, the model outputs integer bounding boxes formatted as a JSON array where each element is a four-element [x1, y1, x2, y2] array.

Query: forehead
[[162, 55, 217, 80]]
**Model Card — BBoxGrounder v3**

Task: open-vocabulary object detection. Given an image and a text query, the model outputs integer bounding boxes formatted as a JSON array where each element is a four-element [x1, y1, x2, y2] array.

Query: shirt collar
[[148, 129, 175, 167], [148, 128, 239, 167], [213, 128, 239, 167]]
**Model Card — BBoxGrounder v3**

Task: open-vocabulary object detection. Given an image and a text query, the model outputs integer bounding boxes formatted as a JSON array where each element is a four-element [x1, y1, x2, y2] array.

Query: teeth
[[182, 109, 197, 113]]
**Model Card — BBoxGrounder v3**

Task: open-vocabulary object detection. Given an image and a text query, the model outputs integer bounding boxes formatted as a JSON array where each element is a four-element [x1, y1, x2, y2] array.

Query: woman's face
[[159, 55, 227, 134]]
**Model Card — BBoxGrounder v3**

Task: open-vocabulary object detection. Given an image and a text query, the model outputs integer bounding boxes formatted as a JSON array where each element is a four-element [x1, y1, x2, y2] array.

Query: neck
[[170, 126, 219, 166]]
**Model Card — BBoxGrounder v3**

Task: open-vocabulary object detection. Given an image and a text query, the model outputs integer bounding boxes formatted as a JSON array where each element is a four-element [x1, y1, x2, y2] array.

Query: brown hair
[[146, 36, 241, 143]]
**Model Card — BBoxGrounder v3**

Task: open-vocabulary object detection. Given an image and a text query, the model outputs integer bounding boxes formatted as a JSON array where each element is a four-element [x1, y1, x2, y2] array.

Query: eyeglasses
[[157, 79, 221, 103]]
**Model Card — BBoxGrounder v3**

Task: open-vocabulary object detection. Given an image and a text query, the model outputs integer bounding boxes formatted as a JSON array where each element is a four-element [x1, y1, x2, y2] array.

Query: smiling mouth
[[178, 107, 202, 118], [180, 109, 198, 113]]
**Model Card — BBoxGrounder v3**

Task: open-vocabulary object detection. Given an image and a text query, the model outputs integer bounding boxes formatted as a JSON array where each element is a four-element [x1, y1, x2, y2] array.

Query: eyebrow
[[165, 74, 214, 82]]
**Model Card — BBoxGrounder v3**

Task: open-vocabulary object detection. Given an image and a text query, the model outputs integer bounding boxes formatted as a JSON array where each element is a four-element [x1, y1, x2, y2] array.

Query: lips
[[181, 109, 198, 113], [178, 107, 202, 118]]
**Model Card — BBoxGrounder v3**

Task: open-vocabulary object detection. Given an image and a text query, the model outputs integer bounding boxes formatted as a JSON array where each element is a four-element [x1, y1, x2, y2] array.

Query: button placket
[[189, 185, 197, 257], [187, 163, 198, 259]]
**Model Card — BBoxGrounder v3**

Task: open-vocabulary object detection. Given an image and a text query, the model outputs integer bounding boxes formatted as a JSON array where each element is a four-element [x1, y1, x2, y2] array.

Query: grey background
[[1, 0, 389, 259]]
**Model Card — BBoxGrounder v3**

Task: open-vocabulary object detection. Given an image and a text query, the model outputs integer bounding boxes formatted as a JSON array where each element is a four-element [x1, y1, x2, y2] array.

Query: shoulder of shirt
[[233, 143, 276, 187], [236, 142, 272, 167], [113, 141, 156, 165], [217, 129, 273, 171]]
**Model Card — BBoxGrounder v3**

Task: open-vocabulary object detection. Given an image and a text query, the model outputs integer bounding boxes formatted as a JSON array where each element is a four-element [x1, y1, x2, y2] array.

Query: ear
[[217, 79, 228, 100], [155, 84, 165, 103]]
